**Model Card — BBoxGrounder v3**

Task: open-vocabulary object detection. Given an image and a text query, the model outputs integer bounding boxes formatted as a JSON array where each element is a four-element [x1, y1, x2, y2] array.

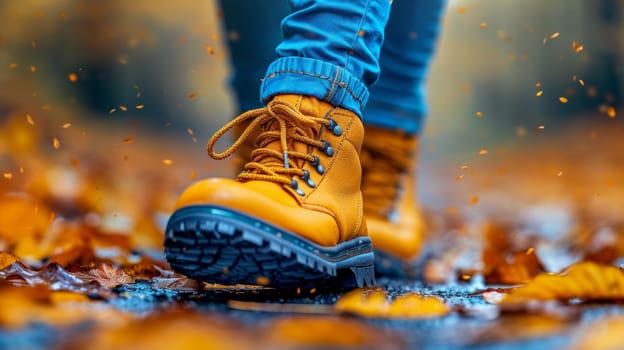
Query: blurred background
[[0, 0, 623, 253], [2, 1, 621, 139]]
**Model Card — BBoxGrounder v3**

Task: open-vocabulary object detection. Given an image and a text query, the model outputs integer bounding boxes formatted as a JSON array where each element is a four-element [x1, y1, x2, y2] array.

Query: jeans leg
[[365, 0, 447, 134], [218, 0, 290, 112], [260, 0, 392, 118]]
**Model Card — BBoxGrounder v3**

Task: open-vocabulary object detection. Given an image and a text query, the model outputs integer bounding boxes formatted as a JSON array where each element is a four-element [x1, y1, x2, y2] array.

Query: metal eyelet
[[300, 169, 316, 188], [310, 156, 325, 175], [320, 140, 334, 157], [327, 119, 343, 136], [290, 178, 305, 196], [316, 164, 325, 175]]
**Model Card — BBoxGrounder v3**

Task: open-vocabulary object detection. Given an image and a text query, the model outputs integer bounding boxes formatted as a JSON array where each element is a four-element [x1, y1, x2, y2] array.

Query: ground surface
[[1, 116, 624, 350]]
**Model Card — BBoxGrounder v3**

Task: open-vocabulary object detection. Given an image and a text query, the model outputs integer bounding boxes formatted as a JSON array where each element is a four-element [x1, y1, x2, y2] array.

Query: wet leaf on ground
[[496, 262, 624, 306], [334, 287, 449, 319]]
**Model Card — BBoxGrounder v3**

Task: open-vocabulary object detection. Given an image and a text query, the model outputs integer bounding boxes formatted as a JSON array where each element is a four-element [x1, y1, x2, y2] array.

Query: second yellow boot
[[360, 125, 425, 278], [164, 95, 375, 288]]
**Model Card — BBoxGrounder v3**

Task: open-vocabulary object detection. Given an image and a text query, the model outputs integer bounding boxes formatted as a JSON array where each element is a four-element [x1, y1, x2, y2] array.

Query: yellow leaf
[[498, 262, 624, 305], [0, 253, 17, 270], [265, 316, 396, 348], [334, 288, 448, 319]]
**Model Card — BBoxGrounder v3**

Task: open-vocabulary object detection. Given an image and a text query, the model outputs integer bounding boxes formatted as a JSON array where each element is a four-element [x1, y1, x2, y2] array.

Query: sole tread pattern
[[164, 206, 376, 289]]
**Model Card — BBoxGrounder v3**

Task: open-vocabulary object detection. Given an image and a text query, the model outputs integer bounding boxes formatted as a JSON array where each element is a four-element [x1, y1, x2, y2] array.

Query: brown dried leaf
[[204, 43, 215, 55], [572, 41, 584, 53], [151, 276, 200, 291], [486, 250, 545, 284], [77, 263, 134, 288], [48, 244, 96, 267]]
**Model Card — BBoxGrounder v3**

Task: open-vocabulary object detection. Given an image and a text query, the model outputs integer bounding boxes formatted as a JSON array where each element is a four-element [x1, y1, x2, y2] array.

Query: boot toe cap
[[173, 179, 341, 246]]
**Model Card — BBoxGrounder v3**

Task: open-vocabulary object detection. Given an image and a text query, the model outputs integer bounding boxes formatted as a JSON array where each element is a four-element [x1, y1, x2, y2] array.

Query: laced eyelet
[[320, 140, 334, 157], [300, 169, 316, 188], [310, 156, 325, 175], [290, 178, 305, 196], [316, 164, 325, 175], [327, 119, 343, 136]]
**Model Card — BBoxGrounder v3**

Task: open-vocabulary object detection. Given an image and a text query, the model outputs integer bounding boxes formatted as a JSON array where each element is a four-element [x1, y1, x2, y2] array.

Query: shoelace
[[361, 131, 416, 219], [207, 99, 339, 192]]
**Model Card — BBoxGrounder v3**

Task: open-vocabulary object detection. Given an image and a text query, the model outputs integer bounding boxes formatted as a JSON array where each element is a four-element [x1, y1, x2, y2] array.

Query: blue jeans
[[219, 0, 446, 134]]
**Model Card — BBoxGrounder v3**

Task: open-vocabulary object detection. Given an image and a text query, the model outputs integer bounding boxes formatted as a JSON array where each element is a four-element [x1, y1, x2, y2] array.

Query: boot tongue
[[258, 95, 333, 169], [272, 94, 334, 117]]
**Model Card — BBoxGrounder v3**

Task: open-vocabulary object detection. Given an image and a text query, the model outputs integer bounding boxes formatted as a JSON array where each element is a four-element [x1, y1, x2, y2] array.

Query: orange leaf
[[497, 262, 624, 305], [0, 253, 18, 270], [265, 316, 399, 348], [334, 288, 448, 319], [77, 263, 134, 288]]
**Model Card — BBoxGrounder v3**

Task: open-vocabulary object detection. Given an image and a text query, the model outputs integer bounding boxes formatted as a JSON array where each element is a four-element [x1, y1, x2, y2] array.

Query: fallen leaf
[[498, 262, 624, 305], [75, 263, 134, 288], [572, 41, 584, 53], [265, 316, 403, 348], [0, 252, 18, 270], [334, 288, 449, 319], [26, 114, 35, 125]]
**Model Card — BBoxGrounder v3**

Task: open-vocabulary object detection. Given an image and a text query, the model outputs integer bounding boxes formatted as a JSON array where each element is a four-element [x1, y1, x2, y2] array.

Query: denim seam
[[325, 68, 341, 102], [265, 69, 365, 107], [345, 0, 372, 71]]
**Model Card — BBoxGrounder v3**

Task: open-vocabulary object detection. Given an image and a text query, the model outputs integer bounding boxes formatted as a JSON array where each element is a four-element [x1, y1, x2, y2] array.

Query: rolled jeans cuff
[[260, 56, 369, 118]]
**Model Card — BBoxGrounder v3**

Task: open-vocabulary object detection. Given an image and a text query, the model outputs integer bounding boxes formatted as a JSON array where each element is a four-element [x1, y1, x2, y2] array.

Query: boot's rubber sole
[[164, 205, 376, 289]]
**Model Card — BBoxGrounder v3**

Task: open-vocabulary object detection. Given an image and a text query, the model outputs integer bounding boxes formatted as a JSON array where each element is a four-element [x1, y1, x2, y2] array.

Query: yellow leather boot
[[164, 94, 375, 288], [360, 125, 424, 278]]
